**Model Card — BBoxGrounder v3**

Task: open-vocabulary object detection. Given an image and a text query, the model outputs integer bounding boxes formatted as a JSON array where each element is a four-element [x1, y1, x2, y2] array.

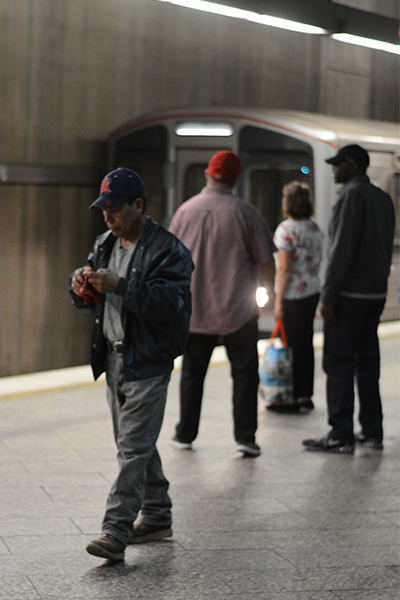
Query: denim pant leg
[[102, 352, 172, 542], [176, 333, 217, 443], [224, 318, 259, 444], [356, 299, 385, 440]]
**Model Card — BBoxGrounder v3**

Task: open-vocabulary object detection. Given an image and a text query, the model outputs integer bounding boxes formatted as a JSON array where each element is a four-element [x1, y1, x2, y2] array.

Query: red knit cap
[[206, 151, 242, 183]]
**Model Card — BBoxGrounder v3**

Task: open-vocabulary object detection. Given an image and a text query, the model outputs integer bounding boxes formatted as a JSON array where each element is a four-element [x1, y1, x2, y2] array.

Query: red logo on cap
[[105, 200, 112, 206], [101, 177, 112, 195]]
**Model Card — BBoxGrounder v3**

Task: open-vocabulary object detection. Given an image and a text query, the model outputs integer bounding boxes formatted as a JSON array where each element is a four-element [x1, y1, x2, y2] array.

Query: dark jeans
[[323, 296, 386, 444], [176, 318, 259, 444], [282, 293, 320, 399]]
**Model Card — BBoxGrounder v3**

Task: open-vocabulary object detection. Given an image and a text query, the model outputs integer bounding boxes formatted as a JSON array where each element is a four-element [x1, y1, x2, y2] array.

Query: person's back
[[170, 186, 272, 335], [169, 151, 276, 457], [337, 176, 394, 295], [323, 173, 395, 306]]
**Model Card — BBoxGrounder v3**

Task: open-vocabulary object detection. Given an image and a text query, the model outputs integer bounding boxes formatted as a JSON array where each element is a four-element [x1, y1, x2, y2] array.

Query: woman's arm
[[274, 248, 291, 319]]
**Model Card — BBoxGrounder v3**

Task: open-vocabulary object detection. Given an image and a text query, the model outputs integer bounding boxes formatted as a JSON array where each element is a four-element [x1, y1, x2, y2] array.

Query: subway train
[[106, 108, 400, 328]]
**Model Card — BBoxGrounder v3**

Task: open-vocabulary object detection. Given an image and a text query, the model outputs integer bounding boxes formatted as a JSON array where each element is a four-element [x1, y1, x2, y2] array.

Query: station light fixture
[[153, 0, 400, 54], [154, 0, 327, 34], [331, 33, 400, 55], [175, 122, 234, 136]]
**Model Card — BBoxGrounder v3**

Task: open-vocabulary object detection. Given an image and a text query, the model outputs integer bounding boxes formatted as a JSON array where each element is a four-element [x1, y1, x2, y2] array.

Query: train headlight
[[256, 287, 269, 308]]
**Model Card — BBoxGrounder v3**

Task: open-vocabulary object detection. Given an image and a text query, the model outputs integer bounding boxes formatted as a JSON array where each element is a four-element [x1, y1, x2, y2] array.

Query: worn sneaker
[[126, 522, 173, 544], [236, 442, 261, 457], [86, 534, 125, 561], [302, 435, 355, 454], [170, 437, 192, 450], [355, 432, 383, 450]]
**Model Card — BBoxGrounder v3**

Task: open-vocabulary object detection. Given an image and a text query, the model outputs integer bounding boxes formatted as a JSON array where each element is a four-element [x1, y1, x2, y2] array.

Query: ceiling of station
[[213, 0, 399, 44]]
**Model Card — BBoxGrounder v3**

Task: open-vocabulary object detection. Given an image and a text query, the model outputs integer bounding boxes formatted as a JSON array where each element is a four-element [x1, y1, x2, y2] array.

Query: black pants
[[323, 296, 385, 444], [175, 318, 259, 444], [282, 294, 320, 400]]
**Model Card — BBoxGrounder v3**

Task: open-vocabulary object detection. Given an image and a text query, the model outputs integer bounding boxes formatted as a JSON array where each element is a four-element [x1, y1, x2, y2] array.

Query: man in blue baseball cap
[[69, 168, 193, 561]]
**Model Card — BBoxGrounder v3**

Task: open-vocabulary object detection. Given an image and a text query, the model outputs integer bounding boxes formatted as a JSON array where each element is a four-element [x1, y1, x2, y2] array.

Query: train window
[[247, 168, 310, 234], [112, 125, 168, 224], [184, 164, 208, 201], [239, 125, 313, 232]]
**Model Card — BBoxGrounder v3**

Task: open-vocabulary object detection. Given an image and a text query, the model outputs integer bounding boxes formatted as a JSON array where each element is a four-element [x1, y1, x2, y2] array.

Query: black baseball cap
[[90, 168, 145, 210], [325, 144, 370, 169]]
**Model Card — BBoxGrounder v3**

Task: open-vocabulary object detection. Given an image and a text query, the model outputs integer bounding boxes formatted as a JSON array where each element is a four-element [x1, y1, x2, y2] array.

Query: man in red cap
[[169, 151, 276, 457]]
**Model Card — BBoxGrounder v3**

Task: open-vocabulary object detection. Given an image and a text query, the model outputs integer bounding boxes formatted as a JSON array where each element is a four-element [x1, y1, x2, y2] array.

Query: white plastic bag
[[259, 318, 294, 405]]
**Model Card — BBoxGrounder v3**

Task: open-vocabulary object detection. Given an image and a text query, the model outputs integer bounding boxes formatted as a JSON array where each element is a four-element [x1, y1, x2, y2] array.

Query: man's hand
[[320, 303, 335, 322], [71, 266, 93, 296], [86, 269, 120, 293]]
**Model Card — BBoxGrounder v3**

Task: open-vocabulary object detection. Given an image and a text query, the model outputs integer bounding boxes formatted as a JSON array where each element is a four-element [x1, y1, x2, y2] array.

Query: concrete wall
[[0, 0, 398, 375]]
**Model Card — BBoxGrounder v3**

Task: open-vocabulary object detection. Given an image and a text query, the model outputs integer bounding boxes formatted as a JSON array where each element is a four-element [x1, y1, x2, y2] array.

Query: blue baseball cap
[[90, 168, 145, 210]]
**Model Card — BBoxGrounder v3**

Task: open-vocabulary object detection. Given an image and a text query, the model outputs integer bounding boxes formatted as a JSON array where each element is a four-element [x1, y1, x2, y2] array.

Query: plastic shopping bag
[[259, 317, 294, 406]]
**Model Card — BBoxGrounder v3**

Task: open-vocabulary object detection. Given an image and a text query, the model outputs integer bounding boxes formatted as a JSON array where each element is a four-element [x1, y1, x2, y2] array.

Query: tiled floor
[[0, 336, 398, 599]]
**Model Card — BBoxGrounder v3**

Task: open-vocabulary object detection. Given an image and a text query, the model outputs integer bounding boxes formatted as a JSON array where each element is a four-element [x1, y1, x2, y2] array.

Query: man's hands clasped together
[[72, 266, 120, 297]]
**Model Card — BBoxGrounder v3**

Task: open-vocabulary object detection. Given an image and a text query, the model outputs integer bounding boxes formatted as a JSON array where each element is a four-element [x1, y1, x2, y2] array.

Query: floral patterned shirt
[[273, 218, 323, 300]]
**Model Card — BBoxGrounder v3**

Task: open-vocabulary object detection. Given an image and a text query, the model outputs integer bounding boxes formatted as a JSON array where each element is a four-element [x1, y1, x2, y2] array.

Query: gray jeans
[[102, 351, 172, 543]]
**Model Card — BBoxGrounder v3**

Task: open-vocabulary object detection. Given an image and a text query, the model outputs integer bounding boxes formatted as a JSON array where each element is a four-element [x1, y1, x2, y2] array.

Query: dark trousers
[[176, 318, 259, 444], [282, 293, 320, 399], [323, 296, 386, 444]]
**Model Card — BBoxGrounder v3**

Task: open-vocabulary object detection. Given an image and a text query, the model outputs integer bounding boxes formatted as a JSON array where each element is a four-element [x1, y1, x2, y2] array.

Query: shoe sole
[[304, 445, 354, 454], [86, 541, 125, 561], [126, 528, 173, 545], [170, 440, 192, 450], [357, 442, 384, 450], [236, 446, 261, 457]]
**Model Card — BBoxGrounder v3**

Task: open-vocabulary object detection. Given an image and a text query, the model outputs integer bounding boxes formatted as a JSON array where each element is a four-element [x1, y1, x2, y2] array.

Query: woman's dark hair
[[282, 181, 314, 219]]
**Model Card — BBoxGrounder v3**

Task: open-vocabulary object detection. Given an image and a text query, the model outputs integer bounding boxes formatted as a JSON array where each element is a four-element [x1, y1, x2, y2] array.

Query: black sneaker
[[170, 437, 192, 450], [86, 534, 125, 560], [236, 442, 261, 457], [302, 435, 355, 454], [355, 432, 383, 450], [126, 522, 172, 544]]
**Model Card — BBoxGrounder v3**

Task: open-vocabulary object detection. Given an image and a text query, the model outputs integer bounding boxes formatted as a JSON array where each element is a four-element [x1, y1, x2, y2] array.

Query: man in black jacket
[[69, 168, 193, 561], [303, 145, 395, 454]]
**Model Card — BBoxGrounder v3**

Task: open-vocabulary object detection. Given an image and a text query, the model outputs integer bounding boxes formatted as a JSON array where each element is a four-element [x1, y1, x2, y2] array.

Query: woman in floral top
[[271, 181, 323, 412]]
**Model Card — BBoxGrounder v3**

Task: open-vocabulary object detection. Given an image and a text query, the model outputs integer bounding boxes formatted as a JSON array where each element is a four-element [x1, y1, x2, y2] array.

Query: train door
[[175, 148, 230, 209]]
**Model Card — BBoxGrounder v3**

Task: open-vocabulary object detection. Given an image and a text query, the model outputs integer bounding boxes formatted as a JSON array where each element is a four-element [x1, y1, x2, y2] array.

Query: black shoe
[[86, 534, 125, 560], [297, 399, 315, 411], [355, 432, 383, 450], [302, 435, 355, 454], [170, 437, 192, 450], [236, 442, 261, 457], [126, 522, 173, 544], [266, 402, 300, 413]]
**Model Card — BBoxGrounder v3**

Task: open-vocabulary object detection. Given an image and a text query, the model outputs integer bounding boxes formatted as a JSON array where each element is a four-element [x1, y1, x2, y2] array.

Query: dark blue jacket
[[69, 217, 193, 381]]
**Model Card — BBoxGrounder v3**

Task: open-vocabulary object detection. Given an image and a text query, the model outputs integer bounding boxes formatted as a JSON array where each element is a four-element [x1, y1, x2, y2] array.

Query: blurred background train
[[106, 108, 400, 332]]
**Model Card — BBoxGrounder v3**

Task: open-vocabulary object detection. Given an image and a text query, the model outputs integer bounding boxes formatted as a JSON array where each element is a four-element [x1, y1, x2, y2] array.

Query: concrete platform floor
[[0, 336, 398, 600]]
